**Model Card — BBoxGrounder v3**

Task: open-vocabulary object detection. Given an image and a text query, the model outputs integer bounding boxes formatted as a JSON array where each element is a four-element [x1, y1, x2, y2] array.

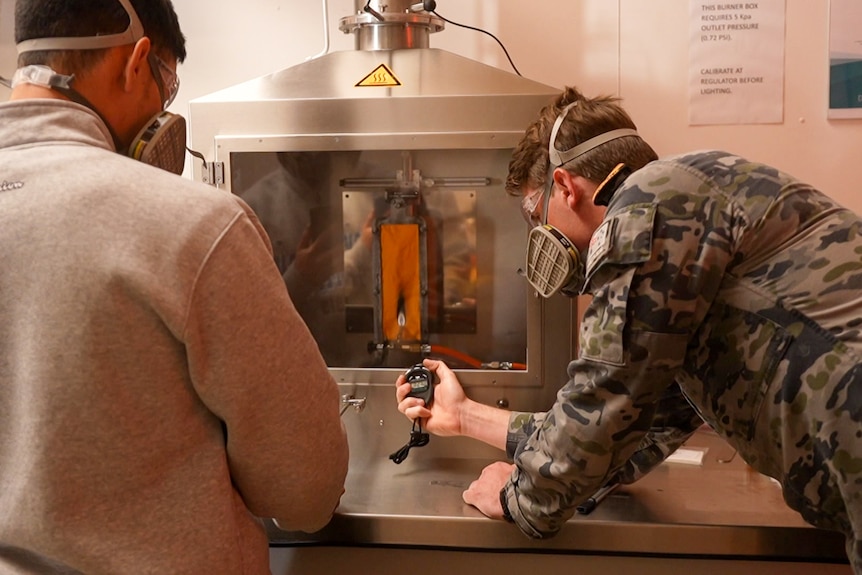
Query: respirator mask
[[13, 0, 187, 175], [127, 111, 186, 175], [521, 101, 637, 298]]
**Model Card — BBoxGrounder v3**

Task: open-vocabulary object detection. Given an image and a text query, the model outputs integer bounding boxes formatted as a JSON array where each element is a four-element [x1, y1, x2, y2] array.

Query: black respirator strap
[[53, 86, 124, 152]]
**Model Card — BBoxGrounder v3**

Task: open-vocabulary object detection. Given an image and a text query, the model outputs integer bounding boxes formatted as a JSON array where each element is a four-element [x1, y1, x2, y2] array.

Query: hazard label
[[356, 64, 402, 87]]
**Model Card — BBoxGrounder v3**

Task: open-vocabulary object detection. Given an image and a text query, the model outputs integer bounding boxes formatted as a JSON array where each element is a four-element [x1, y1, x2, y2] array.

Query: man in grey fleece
[[0, 1, 349, 574]]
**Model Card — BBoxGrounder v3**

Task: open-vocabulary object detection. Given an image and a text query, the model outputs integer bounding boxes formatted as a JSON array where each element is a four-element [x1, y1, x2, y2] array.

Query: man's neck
[[9, 84, 70, 102]]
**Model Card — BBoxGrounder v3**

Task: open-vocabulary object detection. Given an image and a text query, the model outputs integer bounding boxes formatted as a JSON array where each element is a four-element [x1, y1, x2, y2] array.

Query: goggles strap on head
[[16, 0, 144, 54]]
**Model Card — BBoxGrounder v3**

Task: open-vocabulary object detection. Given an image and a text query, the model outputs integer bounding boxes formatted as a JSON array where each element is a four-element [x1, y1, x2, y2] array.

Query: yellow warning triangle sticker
[[356, 63, 402, 87]]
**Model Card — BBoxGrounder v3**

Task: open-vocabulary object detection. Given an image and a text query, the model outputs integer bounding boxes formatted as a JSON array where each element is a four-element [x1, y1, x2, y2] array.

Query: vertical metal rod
[[306, 0, 331, 61]]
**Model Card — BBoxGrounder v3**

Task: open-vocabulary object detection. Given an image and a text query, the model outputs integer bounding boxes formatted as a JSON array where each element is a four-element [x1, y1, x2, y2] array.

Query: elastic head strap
[[548, 101, 640, 167], [16, 0, 144, 54]]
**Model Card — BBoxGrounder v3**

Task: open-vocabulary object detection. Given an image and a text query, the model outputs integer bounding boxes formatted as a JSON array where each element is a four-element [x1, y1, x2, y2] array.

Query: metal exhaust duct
[[340, 0, 443, 50]]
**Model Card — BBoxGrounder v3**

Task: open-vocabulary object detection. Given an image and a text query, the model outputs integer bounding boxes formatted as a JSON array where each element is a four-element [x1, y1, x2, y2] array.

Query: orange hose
[[429, 345, 526, 370], [430, 345, 482, 368]]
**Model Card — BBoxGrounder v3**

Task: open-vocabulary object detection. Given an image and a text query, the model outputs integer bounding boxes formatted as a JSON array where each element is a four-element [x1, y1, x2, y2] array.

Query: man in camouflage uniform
[[396, 86, 862, 571]]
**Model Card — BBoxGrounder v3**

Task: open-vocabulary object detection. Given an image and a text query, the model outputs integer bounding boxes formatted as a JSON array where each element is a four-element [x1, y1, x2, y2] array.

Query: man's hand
[[462, 461, 515, 520], [395, 358, 466, 437], [395, 358, 512, 450]]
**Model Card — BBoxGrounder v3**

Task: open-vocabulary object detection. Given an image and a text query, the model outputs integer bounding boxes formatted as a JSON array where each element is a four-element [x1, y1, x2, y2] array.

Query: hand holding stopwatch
[[390, 364, 436, 464], [404, 363, 434, 406]]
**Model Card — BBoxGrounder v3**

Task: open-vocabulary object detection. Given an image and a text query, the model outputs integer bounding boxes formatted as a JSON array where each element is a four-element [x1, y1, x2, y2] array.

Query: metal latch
[[340, 394, 367, 416]]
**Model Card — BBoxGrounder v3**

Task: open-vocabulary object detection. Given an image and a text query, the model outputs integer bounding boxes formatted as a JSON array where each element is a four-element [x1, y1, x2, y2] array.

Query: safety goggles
[[148, 52, 179, 109], [520, 164, 556, 228], [520, 185, 544, 227]]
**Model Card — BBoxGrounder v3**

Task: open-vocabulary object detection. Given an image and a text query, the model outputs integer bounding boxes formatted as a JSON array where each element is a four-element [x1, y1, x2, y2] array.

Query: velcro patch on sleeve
[[585, 203, 656, 284], [586, 219, 614, 275]]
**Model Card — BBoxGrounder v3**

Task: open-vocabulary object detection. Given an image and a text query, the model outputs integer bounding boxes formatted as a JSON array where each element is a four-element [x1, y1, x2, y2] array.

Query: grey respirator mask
[[522, 101, 637, 298], [13, 0, 187, 175]]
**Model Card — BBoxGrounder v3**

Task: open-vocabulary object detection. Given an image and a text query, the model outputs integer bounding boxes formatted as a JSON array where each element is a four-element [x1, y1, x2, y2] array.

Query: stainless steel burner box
[[188, 1, 576, 462]]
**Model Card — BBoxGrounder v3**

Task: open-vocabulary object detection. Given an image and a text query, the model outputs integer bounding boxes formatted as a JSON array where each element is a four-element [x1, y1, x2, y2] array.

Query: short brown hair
[[506, 86, 658, 196]]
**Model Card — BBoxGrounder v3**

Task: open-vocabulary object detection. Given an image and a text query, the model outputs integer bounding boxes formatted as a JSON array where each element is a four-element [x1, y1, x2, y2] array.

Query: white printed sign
[[689, 1, 786, 125]]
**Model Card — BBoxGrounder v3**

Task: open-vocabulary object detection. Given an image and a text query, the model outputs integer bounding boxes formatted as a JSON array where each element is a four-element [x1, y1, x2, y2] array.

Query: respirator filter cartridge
[[524, 224, 580, 298], [129, 112, 187, 175]]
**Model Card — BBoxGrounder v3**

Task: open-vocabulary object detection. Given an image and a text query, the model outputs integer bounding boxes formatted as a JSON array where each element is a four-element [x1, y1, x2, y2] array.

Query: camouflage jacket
[[503, 150, 862, 540]]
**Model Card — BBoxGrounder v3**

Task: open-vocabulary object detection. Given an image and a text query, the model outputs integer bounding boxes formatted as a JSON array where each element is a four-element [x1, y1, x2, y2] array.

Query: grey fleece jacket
[[0, 99, 348, 575]]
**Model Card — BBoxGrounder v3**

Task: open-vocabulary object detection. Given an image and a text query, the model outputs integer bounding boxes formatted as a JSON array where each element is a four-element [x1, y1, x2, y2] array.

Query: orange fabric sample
[[380, 223, 422, 341]]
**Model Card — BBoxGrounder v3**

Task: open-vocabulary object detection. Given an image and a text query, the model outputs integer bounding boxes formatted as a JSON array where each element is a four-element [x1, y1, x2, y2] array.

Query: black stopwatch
[[404, 363, 434, 406], [390, 364, 436, 464]]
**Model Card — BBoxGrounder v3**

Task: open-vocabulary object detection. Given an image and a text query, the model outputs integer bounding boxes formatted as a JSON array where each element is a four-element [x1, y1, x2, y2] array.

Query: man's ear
[[122, 36, 152, 93], [552, 167, 585, 207]]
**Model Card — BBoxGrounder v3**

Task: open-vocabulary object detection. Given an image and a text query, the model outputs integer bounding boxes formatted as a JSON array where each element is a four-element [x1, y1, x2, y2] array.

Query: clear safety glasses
[[520, 166, 555, 228], [520, 185, 544, 227], [148, 52, 179, 109]]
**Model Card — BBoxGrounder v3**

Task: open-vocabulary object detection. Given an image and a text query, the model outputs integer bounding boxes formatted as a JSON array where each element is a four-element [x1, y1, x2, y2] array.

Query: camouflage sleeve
[[505, 412, 546, 461], [505, 385, 701, 476], [502, 163, 737, 539], [607, 383, 704, 485]]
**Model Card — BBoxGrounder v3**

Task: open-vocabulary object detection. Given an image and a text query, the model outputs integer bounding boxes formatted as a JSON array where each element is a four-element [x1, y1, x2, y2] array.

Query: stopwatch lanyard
[[388, 419, 430, 464]]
